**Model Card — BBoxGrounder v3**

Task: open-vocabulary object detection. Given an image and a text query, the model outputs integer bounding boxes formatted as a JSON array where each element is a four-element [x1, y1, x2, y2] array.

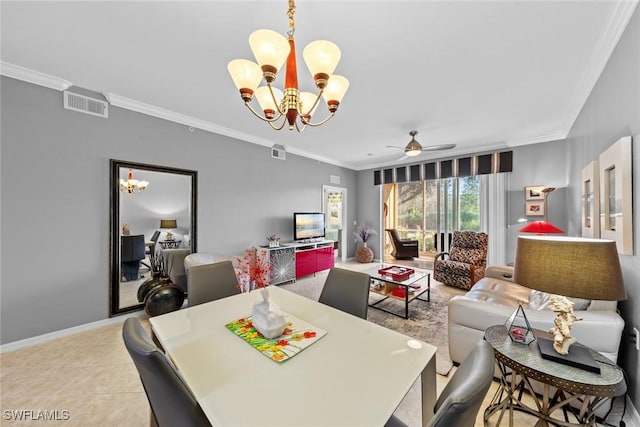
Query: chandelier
[[227, 0, 349, 132], [119, 169, 149, 194]]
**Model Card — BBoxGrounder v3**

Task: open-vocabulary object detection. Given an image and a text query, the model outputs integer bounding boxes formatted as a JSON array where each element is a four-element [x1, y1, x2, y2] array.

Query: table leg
[[421, 355, 437, 427]]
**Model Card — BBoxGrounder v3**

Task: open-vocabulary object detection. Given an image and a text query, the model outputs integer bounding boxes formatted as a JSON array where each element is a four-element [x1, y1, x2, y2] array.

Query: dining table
[[150, 285, 438, 427]]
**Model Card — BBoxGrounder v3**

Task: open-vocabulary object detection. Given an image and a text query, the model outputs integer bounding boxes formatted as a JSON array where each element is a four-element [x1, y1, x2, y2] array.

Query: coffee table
[[366, 264, 431, 319]]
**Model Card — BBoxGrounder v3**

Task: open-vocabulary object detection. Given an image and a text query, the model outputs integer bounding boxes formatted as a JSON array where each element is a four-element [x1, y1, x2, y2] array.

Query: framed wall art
[[525, 185, 545, 201], [525, 201, 545, 217], [599, 136, 633, 255], [581, 160, 600, 238]]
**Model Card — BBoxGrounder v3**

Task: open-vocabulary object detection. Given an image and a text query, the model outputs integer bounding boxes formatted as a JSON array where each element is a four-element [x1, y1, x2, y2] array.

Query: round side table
[[483, 325, 626, 426]]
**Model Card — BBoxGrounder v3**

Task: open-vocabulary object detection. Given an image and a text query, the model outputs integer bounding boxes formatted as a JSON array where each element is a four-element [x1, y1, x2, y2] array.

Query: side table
[[483, 325, 626, 426]]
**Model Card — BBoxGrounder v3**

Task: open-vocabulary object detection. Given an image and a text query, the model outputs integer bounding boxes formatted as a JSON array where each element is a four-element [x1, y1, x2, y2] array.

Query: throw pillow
[[528, 290, 590, 311]]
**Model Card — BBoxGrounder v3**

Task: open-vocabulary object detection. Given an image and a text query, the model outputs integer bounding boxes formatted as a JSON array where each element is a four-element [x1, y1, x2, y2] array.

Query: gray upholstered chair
[[187, 260, 240, 307], [385, 340, 494, 427], [318, 267, 371, 319], [122, 318, 210, 427]]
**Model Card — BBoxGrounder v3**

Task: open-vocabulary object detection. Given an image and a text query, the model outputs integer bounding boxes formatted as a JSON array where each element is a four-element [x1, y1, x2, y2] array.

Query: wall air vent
[[63, 90, 108, 118], [271, 144, 286, 160]]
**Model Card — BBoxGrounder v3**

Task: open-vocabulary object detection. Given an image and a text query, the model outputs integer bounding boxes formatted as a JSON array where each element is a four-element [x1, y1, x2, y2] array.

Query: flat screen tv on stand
[[293, 212, 325, 242]]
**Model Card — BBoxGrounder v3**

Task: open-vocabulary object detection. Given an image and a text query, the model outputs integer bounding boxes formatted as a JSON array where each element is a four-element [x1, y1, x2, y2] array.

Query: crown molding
[[0, 61, 72, 91], [505, 131, 567, 147], [103, 93, 276, 147], [559, 0, 639, 137], [103, 93, 351, 169]]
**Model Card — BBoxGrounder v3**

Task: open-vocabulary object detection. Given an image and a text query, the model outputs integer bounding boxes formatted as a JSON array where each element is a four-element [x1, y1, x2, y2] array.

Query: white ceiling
[[1, 1, 637, 170]]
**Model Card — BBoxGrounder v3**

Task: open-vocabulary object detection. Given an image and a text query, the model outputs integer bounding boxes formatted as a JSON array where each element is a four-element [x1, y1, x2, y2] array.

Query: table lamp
[[513, 236, 626, 370], [519, 220, 564, 235], [160, 219, 178, 241]]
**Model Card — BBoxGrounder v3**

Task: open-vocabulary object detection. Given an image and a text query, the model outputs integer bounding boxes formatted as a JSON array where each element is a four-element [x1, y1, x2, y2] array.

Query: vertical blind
[[374, 150, 512, 185]]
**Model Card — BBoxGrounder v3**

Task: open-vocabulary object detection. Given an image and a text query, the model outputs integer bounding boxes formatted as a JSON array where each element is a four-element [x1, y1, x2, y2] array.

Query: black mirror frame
[[109, 159, 197, 316]]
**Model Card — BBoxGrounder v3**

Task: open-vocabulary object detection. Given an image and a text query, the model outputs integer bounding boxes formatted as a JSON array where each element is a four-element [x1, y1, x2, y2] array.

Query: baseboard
[[0, 310, 145, 354]]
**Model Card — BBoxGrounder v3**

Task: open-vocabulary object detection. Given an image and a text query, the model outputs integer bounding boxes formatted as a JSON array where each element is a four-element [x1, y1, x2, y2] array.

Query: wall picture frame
[[581, 160, 600, 238], [525, 201, 545, 217], [599, 136, 633, 255], [525, 185, 545, 201]]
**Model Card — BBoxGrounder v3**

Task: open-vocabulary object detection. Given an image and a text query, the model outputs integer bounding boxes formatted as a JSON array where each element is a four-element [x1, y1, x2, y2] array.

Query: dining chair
[[318, 267, 371, 319], [187, 260, 240, 307], [122, 318, 211, 427], [385, 339, 494, 427]]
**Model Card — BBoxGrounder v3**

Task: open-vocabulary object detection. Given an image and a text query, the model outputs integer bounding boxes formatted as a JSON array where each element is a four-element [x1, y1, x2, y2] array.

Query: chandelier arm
[[296, 90, 323, 117], [267, 84, 288, 115], [293, 119, 307, 133], [300, 112, 335, 127], [268, 118, 289, 131], [243, 102, 284, 123]]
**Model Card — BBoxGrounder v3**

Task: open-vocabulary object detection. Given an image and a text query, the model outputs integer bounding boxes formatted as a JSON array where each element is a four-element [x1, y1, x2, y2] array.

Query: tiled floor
[[0, 259, 629, 426]]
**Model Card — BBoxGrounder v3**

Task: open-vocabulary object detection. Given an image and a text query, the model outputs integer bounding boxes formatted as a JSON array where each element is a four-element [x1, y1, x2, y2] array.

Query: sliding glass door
[[384, 176, 480, 259]]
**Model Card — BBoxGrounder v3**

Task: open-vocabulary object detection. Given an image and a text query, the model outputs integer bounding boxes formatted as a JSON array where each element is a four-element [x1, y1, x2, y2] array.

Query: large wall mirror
[[110, 159, 197, 315]]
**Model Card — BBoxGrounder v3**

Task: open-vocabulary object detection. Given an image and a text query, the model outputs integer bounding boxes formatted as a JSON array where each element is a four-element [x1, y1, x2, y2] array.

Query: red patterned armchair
[[433, 231, 488, 290]]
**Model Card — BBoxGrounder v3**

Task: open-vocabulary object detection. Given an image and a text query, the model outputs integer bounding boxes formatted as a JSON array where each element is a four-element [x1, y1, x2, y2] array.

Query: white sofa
[[448, 265, 625, 365]]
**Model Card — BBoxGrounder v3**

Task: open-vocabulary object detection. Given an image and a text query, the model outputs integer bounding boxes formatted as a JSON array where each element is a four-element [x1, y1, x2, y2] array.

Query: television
[[293, 212, 325, 241]]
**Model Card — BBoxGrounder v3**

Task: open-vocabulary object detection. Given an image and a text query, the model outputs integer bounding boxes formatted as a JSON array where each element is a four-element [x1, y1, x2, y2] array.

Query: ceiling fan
[[386, 130, 456, 160]]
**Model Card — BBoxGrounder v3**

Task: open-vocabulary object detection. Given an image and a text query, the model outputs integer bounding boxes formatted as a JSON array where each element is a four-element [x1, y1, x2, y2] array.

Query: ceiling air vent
[[63, 90, 108, 118]]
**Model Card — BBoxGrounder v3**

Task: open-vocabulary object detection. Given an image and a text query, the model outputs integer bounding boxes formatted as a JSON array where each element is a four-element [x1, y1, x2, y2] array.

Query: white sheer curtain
[[480, 173, 507, 265]]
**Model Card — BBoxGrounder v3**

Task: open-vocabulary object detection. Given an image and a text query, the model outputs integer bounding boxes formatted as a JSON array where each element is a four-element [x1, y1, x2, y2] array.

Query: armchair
[[385, 229, 419, 259], [433, 231, 488, 290]]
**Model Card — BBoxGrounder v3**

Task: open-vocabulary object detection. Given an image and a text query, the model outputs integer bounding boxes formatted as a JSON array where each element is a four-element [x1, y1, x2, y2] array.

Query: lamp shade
[[160, 219, 177, 229], [513, 236, 626, 301], [519, 221, 564, 234]]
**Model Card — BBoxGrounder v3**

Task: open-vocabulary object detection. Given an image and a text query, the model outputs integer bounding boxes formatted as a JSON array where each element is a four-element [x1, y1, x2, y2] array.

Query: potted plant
[[354, 224, 377, 263]]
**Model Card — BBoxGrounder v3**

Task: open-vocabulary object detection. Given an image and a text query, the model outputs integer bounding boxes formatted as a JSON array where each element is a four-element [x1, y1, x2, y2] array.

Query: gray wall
[[564, 5, 640, 404], [0, 76, 357, 343]]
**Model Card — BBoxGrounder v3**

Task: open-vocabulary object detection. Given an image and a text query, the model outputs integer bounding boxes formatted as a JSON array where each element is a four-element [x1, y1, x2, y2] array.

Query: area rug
[[281, 265, 460, 376]]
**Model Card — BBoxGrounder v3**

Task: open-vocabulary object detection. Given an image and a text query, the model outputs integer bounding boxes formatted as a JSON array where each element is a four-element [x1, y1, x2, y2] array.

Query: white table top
[[150, 286, 437, 427]]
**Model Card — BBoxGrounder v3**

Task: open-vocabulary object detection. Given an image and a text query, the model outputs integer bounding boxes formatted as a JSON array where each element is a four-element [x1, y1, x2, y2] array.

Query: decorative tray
[[226, 313, 326, 363], [378, 265, 415, 281]]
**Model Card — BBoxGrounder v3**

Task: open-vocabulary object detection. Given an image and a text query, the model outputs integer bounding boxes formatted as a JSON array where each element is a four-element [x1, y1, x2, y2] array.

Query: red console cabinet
[[294, 241, 335, 279]]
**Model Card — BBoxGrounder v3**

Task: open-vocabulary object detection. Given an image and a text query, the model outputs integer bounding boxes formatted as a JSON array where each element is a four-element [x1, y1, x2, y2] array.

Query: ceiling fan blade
[[386, 145, 404, 150], [397, 154, 409, 162], [422, 144, 456, 151]]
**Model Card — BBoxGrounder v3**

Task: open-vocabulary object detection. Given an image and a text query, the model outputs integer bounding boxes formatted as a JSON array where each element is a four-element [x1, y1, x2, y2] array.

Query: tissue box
[[252, 316, 287, 339]]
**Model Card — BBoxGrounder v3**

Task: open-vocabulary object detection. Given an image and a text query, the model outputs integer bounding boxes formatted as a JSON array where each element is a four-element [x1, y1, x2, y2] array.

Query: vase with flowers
[[235, 247, 271, 292], [354, 224, 377, 263]]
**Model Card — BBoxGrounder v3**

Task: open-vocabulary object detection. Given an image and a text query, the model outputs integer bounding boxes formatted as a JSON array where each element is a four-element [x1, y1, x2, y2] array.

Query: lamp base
[[537, 338, 600, 374]]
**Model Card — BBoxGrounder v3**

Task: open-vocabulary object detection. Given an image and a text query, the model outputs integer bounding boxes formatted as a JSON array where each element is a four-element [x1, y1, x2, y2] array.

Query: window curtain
[[480, 173, 507, 265], [373, 150, 513, 185]]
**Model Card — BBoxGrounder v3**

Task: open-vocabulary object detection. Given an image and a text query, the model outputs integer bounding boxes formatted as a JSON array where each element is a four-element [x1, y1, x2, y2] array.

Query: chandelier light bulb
[[299, 91, 319, 118], [249, 29, 290, 81], [303, 40, 341, 89], [255, 86, 284, 118], [227, 59, 263, 101], [322, 75, 349, 112]]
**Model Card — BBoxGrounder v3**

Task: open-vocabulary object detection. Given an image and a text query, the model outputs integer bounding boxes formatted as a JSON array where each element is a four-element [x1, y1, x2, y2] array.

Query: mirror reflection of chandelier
[[227, 0, 349, 132], [119, 169, 149, 194]]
